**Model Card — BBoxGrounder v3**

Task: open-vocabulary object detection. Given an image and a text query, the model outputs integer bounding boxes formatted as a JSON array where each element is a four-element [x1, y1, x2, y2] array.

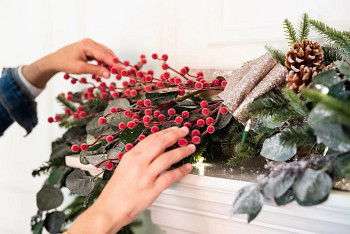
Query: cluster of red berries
[[52, 53, 230, 172]]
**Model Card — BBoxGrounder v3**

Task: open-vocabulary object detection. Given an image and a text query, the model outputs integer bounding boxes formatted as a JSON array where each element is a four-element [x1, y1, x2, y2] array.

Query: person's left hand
[[22, 38, 123, 89]]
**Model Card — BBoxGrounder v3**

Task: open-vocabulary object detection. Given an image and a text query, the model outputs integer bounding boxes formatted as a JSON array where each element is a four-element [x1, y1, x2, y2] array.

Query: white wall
[[0, 0, 349, 233]]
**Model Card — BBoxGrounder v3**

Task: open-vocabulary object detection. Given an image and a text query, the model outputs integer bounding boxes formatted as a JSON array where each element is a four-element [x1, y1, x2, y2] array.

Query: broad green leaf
[[62, 126, 86, 145], [86, 112, 118, 136], [274, 189, 294, 206], [230, 185, 264, 223], [103, 98, 130, 127], [36, 184, 63, 211], [50, 143, 71, 160], [334, 61, 350, 78], [293, 168, 332, 206], [263, 169, 298, 198], [46, 167, 66, 185], [308, 104, 350, 152], [311, 70, 341, 88], [44, 211, 65, 234], [66, 169, 95, 196], [107, 141, 126, 159], [119, 124, 145, 144], [215, 113, 232, 130], [332, 152, 350, 177], [31, 221, 44, 234], [85, 154, 108, 168], [145, 91, 178, 106], [260, 133, 297, 161]]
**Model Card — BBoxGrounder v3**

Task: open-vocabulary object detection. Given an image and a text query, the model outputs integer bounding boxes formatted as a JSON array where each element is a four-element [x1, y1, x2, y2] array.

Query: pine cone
[[285, 40, 324, 92]]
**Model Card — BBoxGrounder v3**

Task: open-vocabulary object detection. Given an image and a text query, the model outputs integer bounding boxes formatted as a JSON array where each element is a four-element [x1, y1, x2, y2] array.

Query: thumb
[[80, 62, 110, 78]]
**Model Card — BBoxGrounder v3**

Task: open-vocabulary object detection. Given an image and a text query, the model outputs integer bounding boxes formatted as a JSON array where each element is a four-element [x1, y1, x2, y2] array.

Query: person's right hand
[[68, 127, 195, 234]]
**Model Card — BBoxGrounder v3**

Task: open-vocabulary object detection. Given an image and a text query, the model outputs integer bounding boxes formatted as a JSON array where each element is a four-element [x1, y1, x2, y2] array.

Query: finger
[[155, 163, 192, 192], [149, 144, 195, 177], [133, 127, 189, 162], [78, 62, 110, 78]]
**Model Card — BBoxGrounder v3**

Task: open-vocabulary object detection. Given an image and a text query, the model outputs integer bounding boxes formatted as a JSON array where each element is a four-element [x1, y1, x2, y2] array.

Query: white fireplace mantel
[[66, 155, 350, 234]]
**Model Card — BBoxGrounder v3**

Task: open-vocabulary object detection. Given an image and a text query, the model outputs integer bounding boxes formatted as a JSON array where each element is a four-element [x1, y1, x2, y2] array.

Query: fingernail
[[187, 144, 196, 151], [180, 126, 188, 133], [185, 163, 192, 170], [103, 71, 110, 78]]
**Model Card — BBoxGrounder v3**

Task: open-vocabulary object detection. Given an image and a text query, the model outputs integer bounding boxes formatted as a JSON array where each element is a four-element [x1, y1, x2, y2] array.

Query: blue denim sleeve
[[0, 67, 38, 136]]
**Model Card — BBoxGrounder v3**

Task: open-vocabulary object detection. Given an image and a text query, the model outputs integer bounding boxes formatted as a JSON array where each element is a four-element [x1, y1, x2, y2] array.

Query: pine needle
[[322, 44, 349, 64], [280, 125, 316, 147], [264, 45, 286, 65], [57, 95, 77, 111], [283, 19, 298, 46], [298, 13, 310, 41]]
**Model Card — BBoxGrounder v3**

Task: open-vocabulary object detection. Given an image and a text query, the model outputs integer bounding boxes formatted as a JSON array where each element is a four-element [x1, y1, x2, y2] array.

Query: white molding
[[66, 155, 350, 234]]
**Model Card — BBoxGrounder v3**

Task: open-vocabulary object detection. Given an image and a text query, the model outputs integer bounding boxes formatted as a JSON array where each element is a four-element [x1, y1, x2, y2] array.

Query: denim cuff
[[0, 67, 38, 135]]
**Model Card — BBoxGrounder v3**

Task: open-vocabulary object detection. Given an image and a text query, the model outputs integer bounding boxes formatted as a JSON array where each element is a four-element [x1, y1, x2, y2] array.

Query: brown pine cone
[[285, 40, 324, 93]]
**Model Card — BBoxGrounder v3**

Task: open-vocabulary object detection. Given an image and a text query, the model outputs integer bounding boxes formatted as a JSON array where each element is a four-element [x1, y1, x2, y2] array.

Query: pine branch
[[32, 157, 66, 177], [57, 95, 77, 111], [227, 143, 252, 167], [264, 45, 286, 65], [282, 88, 309, 117], [283, 19, 298, 46], [280, 125, 316, 147], [59, 118, 89, 129], [322, 44, 349, 65], [221, 123, 244, 156], [298, 13, 310, 41], [309, 19, 350, 56], [301, 89, 350, 126]]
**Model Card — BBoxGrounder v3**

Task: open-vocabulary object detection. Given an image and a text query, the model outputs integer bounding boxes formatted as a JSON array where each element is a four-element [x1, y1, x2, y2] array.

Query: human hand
[[68, 127, 195, 234], [22, 38, 123, 89]]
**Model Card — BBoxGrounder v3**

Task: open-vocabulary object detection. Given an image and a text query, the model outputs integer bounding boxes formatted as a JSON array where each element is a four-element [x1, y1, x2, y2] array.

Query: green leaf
[[145, 91, 178, 106], [331, 152, 350, 177], [119, 124, 145, 144], [31, 221, 44, 234], [334, 61, 350, 79], [298, 13, 310, 41], [293, 168, 332, 206], [264, 45, 286, 65], [102, 168, 115, 180], [311, 70, 342, 88], [282, 88, 308, 117], [84, 154, 108, 168], [36, 184, 64, 211], [308, 104, 350, 152], [86, 112, 118, 136], [50, 143, 72, 160], [283, 19, 298, 46], [230, 185, 264, 223], [263, 169, 298, 198], [66, 169, 95, 196], [215, 113, 232, 130], [260, 132, 297, 161], [46, 167, 66, 185], [62, 126, 86, 145], [103, 98, 130, 127], [274, 189, 295, 206], [107, 141, 126, 159], [280, 125, 316, 148], [44, 211, 65, 234]]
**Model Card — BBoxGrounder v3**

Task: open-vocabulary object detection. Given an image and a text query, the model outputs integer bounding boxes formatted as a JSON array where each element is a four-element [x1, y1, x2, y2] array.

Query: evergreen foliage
[[322, 44, 348, 65], [298, 13, 310, 41], [32, 157, 66, 177], [283, 19, 298, 46], [57, 95, 77, 112], [264, 45, 285, 65], [280, 124, 316, 148]]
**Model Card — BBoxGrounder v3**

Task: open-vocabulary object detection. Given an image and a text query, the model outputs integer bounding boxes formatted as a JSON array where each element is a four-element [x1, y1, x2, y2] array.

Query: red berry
[[174, 77, 182, 84], [144, 109, 152, 116], [181, 111, 190, 118], [110, 107, 117, 114], [162, 63, 168, 70], [80, 77, 87, 83], [195, 82, 203, 89], [97, 60, 103, 65], [202, 108, 210, 116], [180, 68, 187, 75], [151, 53, 158, 59], [163, 72, 170, 79], [140, 54, 146, 59], [110, 67, 117, 74], [141, 59, 147, 64], [175, 116, 183, 124], [205, 117, 214, 125], [129, 78, 136, 86], [73, 112, 79, 119], [80, 143, 89, 151], [47, 117, 54, 123], [168, 108, 176, 116], [138, 134, 146, 141], [151, 126, 159, 133], [137, 100, 144, 107], [161, 54, 168, 61], [124, 110, 132, 117], [106, 135, 114, 143], [145, 86, 152, 92], [132, 114, 139, 120], [221, 80, 227, 87], [77, 105, 84, 112], [220, 107, 228, 114], [187, 80, 194, 85], [71, 144, 80, 153], [113, 57, 119, 63], [207, 125, 215, 134], [101, 92, 108, 99], [100, 82, 106, 87], [144, 99, 152, 106], [121, 70, 127, 76], [212, 79, 220, 86], [197, 119, 205, 127], [200, 101, 208, 108], [65, 108, 71, 115], [158, 114, 165, 121], [127, 121, 135, 129], [63, 73, 70, 79], [183, 122, 191, 129], [117, 152, 124, 160], [130, 89, 137, 97], [105, 162, 114, 170], [192, 136, 201, 144], [119, 122, 126, 130], [169, 77, 175, 83], [123, 60, 130, 66], [184, 66, 190, 72], [87, 87, 93, 93], [143, 115, 151, 123], [192, 129, 200, 136], [145, 75, 152, 82], [55, 115, 61, 121], [99, 117, 107, 125], [204, 82, 210, 88], [178, 138, 188, 146], [125, 143, 133, 151], [147, 70, 154, 75], [79, 112, 86, 118], [154, 110, 161, 117], [111, 92, 118, 98], [197, 72, 203, 77], [178, 90, 185, 96], [122, 81, 129, 87], [116, 74, 122, 80], [71, 79, 77, 84]]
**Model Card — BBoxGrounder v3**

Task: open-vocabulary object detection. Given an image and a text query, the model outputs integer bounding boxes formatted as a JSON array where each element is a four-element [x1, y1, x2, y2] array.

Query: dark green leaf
[[36, 184, 63, 211], [215, 113, 232, 130], [102, 168, 115, 180], [107, 141, 126, 159], [44, 211, 65, 234], [260, 133, 297, 161], [331, 152, 350, 177], [334, 61, 350, 78], [252, 119, 276, 135], [274, 189, 295, 206], [311, 70, 342, 88], [119, 124, 145, 144], [230, 185, 264, 223], [85, 154, 108, 168], [86, 112, 118, 136], [46, 167, 66, 185], [50, 143, 72, 160], [293, 168, 332, 206], [62, 126, 86, 145], [280, 125, 316, 148], [66, 169, 95, 196], [31, 221, 44, 234], [103, 98, 130, 127], [308, 104, 350, 152], [145, 91, 178, 106], [263, 169, 298, 198]]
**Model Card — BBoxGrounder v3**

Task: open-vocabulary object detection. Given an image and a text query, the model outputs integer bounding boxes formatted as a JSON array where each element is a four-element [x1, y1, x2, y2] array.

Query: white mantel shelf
[[66, 155, 350, 234]]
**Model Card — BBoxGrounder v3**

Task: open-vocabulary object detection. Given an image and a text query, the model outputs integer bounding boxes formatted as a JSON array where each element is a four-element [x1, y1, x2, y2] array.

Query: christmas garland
[[31, 14, 350, 233]]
